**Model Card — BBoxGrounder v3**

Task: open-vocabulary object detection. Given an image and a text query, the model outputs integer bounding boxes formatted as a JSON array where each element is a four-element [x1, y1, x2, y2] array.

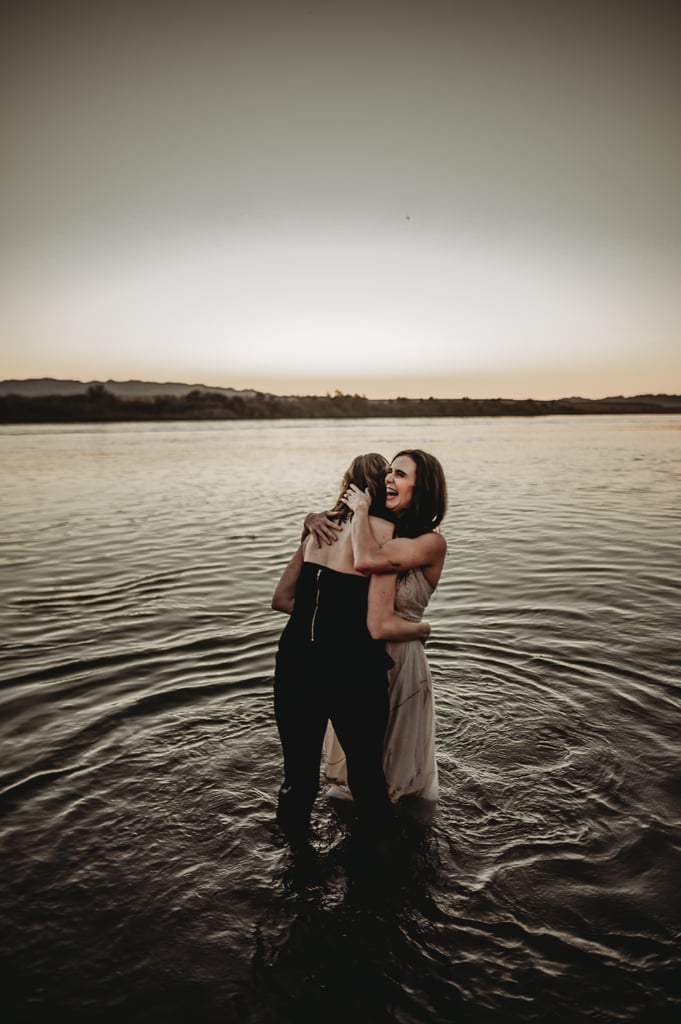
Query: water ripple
[[1, 417, 680, 1022]]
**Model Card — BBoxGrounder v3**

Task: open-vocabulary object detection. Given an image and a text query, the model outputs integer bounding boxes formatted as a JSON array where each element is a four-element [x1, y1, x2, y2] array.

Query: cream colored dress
[[324, 568, 439, 803]]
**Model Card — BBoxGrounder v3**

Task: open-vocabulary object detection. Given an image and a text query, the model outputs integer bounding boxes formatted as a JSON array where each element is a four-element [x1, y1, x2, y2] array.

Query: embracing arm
[[350, 497, 446, 575], [367, 573, 431, 642], [302, 511, 342, 546], [271, 545, 304, 614]]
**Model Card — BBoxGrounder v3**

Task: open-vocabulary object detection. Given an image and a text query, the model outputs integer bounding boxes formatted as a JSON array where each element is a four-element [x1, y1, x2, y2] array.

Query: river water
[[1, 416, 679, 1023]]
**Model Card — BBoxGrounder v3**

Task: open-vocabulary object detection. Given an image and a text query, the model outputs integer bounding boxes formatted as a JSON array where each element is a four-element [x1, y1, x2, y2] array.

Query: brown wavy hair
[[390, 449, 447, 537], [331, 452, 390, 523]]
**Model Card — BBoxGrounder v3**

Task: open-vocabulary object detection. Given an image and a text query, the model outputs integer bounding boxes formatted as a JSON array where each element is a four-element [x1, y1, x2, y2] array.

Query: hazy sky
[[2, 0, 680, 398]]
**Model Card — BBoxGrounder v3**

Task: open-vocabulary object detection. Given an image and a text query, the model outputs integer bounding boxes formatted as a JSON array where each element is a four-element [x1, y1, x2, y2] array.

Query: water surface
[[1, 416, 680, 1022]]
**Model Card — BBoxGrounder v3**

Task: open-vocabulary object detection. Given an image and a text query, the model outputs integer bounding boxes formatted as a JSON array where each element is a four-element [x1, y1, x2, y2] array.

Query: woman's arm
[[348, 490, 446, 574], [271, 545, 304, 614], [367, 573, 431, 642], [302, 511, 343, 546]]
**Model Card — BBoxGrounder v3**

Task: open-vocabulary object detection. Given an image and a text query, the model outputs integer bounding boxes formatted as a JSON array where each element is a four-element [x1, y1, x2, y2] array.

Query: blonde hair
[[331, 453, 389, 523]]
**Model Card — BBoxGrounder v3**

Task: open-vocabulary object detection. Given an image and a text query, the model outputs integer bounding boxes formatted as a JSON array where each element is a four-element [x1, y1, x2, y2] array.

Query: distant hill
[[2, 377, 681, 404], [1, 379, 680, 422], [588, 394, 681, 408], [0, 378, 257, 399]]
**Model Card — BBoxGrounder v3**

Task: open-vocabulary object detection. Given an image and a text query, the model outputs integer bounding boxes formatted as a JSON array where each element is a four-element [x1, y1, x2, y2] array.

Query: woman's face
[[385, 455, 417, 517]]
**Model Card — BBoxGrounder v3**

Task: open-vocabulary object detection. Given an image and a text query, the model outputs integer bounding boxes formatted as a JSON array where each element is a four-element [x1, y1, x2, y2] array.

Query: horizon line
[[2, 376, 680, 405]]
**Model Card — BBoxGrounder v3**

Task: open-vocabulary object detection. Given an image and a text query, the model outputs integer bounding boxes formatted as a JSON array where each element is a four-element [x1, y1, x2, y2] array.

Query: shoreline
[[2, 387, 680, 424]]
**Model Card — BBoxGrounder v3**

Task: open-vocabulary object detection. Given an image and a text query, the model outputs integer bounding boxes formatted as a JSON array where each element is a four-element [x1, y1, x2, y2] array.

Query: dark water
[[1, 416, 680, 1023]]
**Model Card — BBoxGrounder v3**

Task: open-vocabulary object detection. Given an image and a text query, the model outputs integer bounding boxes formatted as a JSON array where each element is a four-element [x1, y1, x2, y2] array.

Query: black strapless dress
[[273, 562, 393, 839]]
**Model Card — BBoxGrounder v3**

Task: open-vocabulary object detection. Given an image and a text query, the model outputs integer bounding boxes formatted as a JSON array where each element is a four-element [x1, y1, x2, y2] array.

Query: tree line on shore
[[1, 384, 679, 422]]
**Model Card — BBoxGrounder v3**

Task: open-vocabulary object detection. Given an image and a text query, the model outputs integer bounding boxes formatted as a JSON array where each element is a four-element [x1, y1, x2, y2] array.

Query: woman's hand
[[303, 511, 343, 547], [341, 484, 371, 514]]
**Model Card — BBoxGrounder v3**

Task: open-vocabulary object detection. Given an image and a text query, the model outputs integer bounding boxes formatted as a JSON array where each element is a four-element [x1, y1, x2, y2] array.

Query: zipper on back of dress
[[310, 567, 322, 642]]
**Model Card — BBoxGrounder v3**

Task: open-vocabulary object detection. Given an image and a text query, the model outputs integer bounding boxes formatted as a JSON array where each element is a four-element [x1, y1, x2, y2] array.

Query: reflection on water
[[1, 416, 680, 1022]]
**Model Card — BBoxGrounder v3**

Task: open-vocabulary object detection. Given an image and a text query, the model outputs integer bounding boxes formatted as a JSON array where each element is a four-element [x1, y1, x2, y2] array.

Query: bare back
[[302, 516, 394, 573]]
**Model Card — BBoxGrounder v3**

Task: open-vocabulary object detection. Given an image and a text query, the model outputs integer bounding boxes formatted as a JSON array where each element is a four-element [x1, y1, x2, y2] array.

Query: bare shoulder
[[430, 530, 447, 555], [416, 529, 446, 565]]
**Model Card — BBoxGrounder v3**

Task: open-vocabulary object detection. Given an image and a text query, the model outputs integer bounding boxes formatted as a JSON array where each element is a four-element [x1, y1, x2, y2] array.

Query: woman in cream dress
[[325, 564, 439, 803], [318, 449, 447, 806]]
